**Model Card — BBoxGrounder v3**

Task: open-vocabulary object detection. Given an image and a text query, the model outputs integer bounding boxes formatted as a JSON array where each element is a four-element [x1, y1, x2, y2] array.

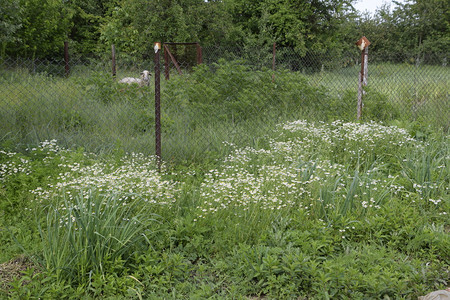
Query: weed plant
[[1, 120, 448, 298]]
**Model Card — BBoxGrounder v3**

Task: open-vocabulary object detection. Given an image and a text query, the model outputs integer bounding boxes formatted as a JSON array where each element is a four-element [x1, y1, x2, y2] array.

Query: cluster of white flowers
[[29, 151, 180, 207], [339, 225, 356, 239], [428, 198, 442, 205], [37, 139, 60, 152], [195, 120, 438, 219], [2, 120, 446, 227], [1, 140, 180, 210], [0, 151, 32, 182], [282, 120, 422, 152], [361, 198, 380, 209]]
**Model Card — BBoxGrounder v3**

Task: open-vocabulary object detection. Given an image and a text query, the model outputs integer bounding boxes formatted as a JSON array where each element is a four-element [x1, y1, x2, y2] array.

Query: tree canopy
[[0, 0, 448, 59], [354, 0, 449, 61]]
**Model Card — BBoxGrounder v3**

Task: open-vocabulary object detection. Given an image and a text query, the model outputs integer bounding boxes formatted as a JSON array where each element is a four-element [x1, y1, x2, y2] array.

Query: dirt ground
[[0, 255, 37, 291]]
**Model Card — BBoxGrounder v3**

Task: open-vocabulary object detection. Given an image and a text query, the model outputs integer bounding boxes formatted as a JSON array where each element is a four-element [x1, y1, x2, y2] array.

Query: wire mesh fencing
[[0, 44, 448, 163]]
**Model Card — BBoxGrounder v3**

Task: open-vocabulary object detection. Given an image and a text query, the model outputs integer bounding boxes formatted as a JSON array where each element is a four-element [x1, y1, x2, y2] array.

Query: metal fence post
[[111, 44, 116, 78], [272, 42, 276, 82], [356, 36, 370, 120], [154, 42, 162, 170], [164, 44, 170, 80], [196, 43, 203, 64], [64, 41, 70, 77]]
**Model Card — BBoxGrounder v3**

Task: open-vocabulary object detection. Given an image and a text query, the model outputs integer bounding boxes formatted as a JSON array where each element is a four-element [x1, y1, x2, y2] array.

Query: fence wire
[[0, 45, 448, 163]]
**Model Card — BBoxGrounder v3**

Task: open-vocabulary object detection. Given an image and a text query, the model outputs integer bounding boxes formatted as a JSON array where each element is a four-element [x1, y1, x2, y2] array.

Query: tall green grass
[[310, 63, 449, 128], [1, 60, 448, 164], [1, 121, 448, 298], [39, 189, 159, 285]]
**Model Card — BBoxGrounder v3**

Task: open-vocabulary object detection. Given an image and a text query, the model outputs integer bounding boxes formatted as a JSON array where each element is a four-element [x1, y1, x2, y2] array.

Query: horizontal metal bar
[[164, 42, 200, 46]]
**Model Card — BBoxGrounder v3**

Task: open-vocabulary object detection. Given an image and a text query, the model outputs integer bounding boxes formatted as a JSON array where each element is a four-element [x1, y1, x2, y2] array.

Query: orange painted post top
[[355, 36, 371, 51]]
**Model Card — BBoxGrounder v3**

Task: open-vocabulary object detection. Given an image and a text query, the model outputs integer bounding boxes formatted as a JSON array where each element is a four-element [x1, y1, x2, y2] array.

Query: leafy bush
[[164, 59, 330, 122], [329, 86, 400, 122]]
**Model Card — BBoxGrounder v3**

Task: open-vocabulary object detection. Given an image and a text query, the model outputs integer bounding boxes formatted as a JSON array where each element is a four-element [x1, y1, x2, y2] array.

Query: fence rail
[[0, 44, 448, 163]]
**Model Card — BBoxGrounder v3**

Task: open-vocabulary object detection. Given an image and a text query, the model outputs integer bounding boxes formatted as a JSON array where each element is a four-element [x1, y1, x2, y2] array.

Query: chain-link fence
[[0, 44, 448, 163]]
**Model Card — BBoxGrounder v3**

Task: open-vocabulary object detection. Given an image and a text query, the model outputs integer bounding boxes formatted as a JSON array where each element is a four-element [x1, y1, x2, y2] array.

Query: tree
[[0, 0, 22, 57], [354, 0, 449, 62], [65, 0, 117, 54], [9, 0, 72, 58], [393, 0, 449, 58], [99, 0, 237, 57], [223, 0, 355, 53]]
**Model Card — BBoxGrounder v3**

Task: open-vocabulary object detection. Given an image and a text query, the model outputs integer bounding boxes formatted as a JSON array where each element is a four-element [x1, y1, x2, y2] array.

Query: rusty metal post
[[164, 44, 170, 80], [272, 42, 276, 82], [357, 50, 364, 120], [64, 41, 70, 77], [154, 43, 162, 170], [357, 47, 369, 120], [356, 36, 370, 120], [111, 44, 116, 78], [196, 43, 203, 64], [164, 44, 183, 75], [363, 47, 368, 85]]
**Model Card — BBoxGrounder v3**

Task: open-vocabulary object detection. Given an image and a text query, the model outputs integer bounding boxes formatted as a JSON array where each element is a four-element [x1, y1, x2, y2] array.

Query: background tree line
[[0, 0, 448, 60]]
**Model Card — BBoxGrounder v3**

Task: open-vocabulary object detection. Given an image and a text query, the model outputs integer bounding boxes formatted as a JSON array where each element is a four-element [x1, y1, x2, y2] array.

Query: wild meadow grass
[[1, 120, 448, 298], [310, 63, 449, 129], [1, 60, 448, 163], [38, 189, 159, 286], [0, 59, 448, 297]]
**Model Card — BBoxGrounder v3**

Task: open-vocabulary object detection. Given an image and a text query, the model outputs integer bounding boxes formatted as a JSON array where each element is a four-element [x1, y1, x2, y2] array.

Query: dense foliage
[[1, 122, 448, 298], [0, 0, 448, 297], [354, 0, 449, 61], [1, 0, 448, 59]]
